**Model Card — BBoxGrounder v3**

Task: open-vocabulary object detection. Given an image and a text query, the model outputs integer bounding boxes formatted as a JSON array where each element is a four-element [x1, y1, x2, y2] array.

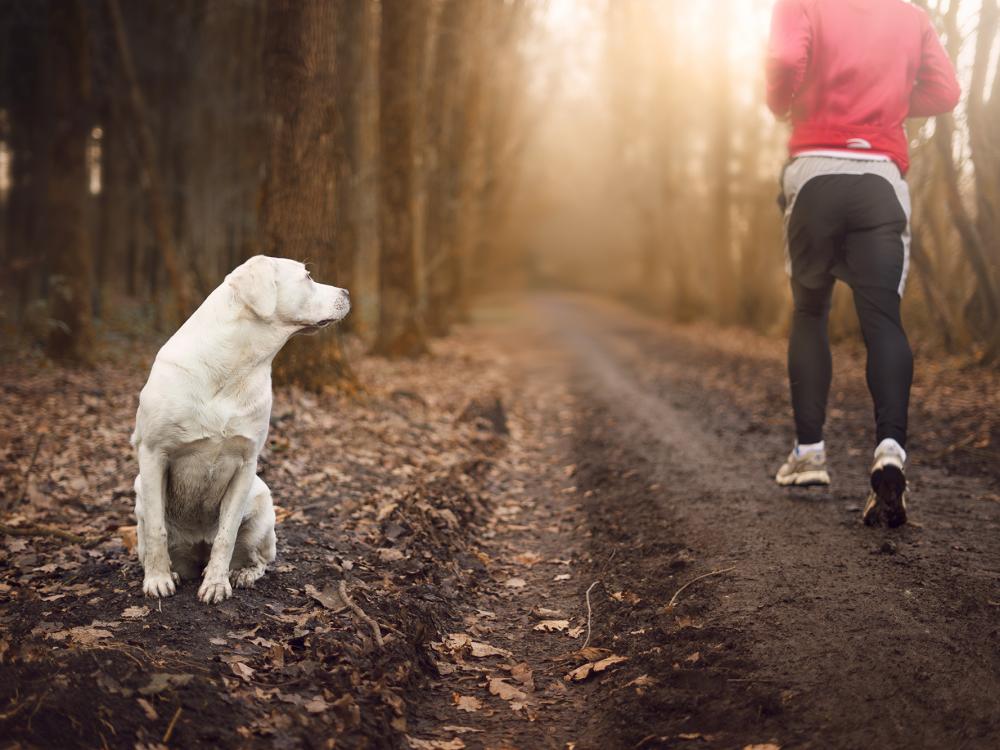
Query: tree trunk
[[105, 0, 191, 325], [44, 0, 94, 363], [373, 0, 429, 357], [423, 0, 466, 336], [261, 0, 356, 392], [331, 0, 367, 326]]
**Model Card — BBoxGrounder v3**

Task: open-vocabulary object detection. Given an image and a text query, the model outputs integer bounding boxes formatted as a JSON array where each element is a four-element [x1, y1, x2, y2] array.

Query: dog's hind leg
[[229, 476, 277, 589]]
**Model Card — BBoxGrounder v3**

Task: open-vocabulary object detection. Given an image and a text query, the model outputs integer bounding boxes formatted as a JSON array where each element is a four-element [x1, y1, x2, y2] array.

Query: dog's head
[[228, 255, 350, 331]]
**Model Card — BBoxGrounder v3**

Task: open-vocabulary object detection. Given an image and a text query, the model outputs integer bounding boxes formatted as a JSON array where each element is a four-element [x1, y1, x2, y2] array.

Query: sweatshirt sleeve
[[766, 0, 812, 118], [909, 11, 961, 118]]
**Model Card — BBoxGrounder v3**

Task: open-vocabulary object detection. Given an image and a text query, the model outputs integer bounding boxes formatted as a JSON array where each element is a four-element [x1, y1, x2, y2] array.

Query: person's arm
[[766, 0, 812, 118], [909, 11, 961, 117]]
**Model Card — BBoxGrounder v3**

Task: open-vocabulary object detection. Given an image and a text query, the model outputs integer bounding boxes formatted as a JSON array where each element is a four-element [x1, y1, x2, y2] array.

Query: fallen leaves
[[305, 582, 345, 610], [452, 693, 482, 713], [46, 625, 113, 646], [121, 605, 150, 620], [565, 654, 628, 682], [441, 633, 513, 659], [488, 677, 528, 703], [533, 619, 570, 633], [407, 738, 466, 750]]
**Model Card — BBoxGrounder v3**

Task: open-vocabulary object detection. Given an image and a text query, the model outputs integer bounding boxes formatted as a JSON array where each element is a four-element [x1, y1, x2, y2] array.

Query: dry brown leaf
[[443, 633, 511, 659], [743, 745, 781, 750], [452, 693, 482, 713], [46, 625, 113, 645], [407, 738, 466, 750], [304, 697, 330, 713], [565, 654, 628, 682], [488, 677, 528, 702], [567, 626, 584, 639], [469, 640, 512, 658], [626, 674, 656, 688], [512, 551, 543, 566], [504, 577, 527, 589], [441, 725, 483, 734], [533, 606, 565, 618], [230, 661, 255, 681], [118, 525, 137, 553], [121, 605, 150, 620], [533, 619, 569, 633], [576, 646, 612, 661], [510, 662, 535, 692], [377, 547, 405, 562], [305, 583, 344, 609], [553, 573, 571, 581]]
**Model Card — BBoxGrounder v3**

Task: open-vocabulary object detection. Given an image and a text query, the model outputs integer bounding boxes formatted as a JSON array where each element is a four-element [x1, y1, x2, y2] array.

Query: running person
[[766, 0, 960, 526]]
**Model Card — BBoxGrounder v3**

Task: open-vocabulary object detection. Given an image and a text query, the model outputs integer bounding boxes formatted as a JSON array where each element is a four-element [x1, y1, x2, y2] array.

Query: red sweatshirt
[[766, 0, 961, 174]]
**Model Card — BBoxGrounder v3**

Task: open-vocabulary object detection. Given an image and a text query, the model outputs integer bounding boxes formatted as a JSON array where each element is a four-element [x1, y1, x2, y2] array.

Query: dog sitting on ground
[[130, 256, 350, 603]]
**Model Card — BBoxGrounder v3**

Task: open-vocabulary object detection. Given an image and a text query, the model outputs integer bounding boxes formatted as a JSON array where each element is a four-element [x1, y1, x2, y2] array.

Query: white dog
[[131, 256, 350, 603]]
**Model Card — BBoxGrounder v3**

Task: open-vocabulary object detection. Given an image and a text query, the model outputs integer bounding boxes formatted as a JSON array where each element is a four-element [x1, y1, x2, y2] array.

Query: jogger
[[765, 0, 960, 525]]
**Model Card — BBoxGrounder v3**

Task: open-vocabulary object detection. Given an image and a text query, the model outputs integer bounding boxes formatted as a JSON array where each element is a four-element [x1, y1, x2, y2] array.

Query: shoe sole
[[776, 470, 831, 487], [863, 465, 907, 528]]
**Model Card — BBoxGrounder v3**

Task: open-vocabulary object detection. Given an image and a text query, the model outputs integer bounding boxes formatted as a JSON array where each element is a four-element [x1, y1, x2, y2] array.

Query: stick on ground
[[339, 579, 384, 648], [162, 706, 182, 744], [0, 522, 104, 548], [667, 566, 736, 609], [581, 580, 599, 650]]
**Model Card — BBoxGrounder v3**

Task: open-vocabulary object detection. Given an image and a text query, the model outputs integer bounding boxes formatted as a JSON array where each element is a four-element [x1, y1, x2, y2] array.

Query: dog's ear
[[230, 255, 278, 319]]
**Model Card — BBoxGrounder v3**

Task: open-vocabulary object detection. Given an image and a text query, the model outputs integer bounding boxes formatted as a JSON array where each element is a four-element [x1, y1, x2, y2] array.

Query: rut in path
[[412, 295, 1000, 750]]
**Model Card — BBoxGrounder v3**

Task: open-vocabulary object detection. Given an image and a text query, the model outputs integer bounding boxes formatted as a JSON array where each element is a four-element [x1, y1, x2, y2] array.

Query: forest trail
[[3, 294, 1000, 749], [412, 295, 1000, 750]]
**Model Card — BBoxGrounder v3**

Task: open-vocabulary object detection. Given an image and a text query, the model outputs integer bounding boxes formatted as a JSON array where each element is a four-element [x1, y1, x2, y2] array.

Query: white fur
[[131, 255, 350, 603]]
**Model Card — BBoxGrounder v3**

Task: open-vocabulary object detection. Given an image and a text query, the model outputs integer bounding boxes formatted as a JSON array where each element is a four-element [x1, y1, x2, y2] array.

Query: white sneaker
[[775, 447, 831, 487], [862, 439, 908, 528]]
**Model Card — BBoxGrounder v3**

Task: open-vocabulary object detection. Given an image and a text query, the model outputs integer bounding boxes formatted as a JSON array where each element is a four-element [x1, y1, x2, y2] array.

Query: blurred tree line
[[2, 0, 998, 381], [0, 0, 532, 387], [601, 0, 1000, 362]]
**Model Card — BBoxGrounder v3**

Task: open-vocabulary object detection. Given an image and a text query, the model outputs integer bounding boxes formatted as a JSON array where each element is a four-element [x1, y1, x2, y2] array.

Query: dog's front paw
[[198, 576, 233, 604], [143, 570, 180, 598]]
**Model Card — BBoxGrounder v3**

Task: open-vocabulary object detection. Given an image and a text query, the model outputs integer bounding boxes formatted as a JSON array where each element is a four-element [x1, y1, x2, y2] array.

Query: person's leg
[[851, 285, 913, 448], [843, 172, 912, 526], [788, 278, 835, 445], [842, 173, 912, 449], [776, 168, 845, 486]]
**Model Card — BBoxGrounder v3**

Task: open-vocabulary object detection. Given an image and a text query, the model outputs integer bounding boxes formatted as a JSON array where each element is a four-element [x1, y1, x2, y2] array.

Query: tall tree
[[373, 0, 429, 357], [260, 0, 355, 390], [44, 0, 94, 362]]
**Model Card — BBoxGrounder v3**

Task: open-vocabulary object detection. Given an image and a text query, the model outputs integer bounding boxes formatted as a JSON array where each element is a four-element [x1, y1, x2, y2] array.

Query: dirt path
[[412, 294, 1000, 749]]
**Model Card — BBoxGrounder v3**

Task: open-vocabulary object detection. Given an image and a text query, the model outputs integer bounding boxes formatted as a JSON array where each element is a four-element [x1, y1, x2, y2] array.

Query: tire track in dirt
[[542, 294, 1000, 749]]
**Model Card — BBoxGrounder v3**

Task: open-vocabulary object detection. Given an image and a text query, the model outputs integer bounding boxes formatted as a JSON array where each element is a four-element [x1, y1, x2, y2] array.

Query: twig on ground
[[581, 580, 600, 650], [339, 579, 384, 648], [667, 566, 736, 609], [0, 521, 104, 548], [7, 433, 44, 511], [163, 706, 182, 744]]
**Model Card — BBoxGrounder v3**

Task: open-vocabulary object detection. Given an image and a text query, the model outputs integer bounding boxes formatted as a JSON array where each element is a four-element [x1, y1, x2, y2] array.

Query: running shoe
[[862, 439, 908, 528], [775, 447, 831, 487]]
